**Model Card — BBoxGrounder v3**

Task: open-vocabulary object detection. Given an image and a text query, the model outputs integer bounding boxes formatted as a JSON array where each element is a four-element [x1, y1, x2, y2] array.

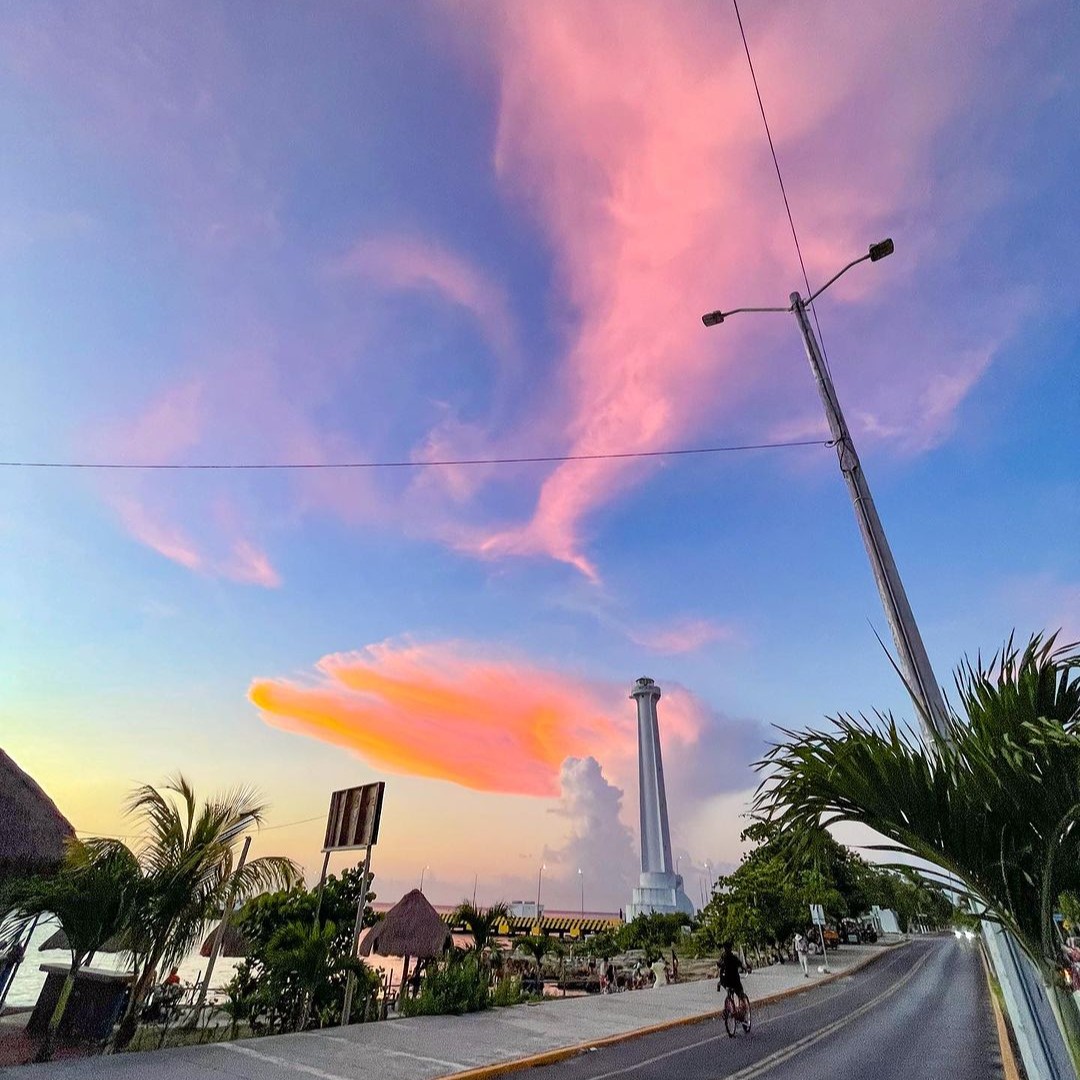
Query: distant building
[[508, 900, 542, 919]]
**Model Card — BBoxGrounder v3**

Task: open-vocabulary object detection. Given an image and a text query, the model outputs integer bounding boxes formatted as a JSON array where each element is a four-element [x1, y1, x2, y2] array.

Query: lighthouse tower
[[626, 677, 695, 919]]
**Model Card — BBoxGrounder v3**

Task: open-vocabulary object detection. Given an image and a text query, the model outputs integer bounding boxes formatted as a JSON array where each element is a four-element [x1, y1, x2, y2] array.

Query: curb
[[980, 945, 1022, 1080], [439, 944, 907, 1080]]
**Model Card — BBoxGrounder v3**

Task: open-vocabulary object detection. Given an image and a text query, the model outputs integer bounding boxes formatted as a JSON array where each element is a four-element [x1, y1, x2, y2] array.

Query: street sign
[[810, 904, 825, 925], [323, 782, 385, 852]]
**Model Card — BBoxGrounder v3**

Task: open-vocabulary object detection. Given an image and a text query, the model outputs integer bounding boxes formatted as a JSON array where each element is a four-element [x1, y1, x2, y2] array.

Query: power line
[[74, 814, 322, 839], [0, 438, 828, 471], [731, 0, 834, 377]]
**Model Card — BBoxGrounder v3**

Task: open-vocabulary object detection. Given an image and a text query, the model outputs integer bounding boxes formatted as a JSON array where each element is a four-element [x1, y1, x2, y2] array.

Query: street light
[[419, 865, 430, 893], [578, 868, 584, 917], [536, 863, 546, 918], [701, 238, 948, 739]]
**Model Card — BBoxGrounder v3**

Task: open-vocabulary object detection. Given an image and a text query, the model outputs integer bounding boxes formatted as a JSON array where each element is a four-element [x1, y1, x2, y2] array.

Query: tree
[[264, 920, 350, 1032], [113, 776, 299, 1048], [2, 839, 139, 1061], [452, 901, 510, 951], [617, 912, 690, 962], [756, 632, 1080, 1066], [515, 935, 557, 978], [231, 866, 378, 1032]]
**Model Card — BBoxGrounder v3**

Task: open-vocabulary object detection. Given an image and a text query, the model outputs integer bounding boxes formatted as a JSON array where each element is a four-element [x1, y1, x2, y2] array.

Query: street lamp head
[[701, 310, 725, 327], [868, 238, 894, 262]]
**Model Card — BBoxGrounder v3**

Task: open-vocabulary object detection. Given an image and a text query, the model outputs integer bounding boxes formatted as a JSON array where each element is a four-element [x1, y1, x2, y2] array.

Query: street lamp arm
[[703, 240, 894, 325], [701, 305, 788, 326], [804, 254, 870, 306]]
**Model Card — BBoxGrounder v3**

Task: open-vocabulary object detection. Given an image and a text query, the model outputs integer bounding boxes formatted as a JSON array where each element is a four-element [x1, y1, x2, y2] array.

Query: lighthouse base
[[627, 871, 696, 920]]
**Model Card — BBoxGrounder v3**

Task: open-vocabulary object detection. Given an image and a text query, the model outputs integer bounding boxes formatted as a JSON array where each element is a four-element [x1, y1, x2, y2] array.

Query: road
[[530, 937, 1004, 1080]]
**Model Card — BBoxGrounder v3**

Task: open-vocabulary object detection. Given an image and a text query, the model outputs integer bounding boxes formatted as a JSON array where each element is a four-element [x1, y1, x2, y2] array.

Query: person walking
[[794, 931, 809, 977]]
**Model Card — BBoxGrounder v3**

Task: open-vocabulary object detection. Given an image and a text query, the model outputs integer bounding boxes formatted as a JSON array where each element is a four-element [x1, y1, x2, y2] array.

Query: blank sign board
[[323, 782, 385, 852]]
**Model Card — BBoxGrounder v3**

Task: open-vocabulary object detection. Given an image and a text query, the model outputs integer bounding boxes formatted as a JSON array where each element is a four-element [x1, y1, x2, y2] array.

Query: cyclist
[[717, 940, 750, 1013]]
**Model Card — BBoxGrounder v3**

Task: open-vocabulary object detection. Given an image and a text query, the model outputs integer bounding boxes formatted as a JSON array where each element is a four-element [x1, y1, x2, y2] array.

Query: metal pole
[[341, 844, 373, 1026], [790, 292, 949, 737], [536, 865, 544, 921], [313, 850, 332, 926], [790, 291, 1071, 1077], [191, 836, 250, 1023], [0, 912, 40, 1013], [579, 870, 584, 917]]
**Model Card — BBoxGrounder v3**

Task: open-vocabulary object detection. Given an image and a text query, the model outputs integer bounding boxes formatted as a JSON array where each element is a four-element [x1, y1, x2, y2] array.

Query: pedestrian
[[670, 949, 679, 983], [794, 931, 809, 977], [651, 957, 667, 988]]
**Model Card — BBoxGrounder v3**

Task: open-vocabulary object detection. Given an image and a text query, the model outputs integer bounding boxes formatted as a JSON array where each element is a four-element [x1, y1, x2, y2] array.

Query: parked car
[[859, 921, 879, 943], [840, 919, 861, 944], [822, 926, 840, 949]]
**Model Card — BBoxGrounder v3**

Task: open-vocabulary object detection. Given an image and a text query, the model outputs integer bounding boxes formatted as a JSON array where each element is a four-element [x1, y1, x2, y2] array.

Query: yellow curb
[[980, 945, 1021, 1080], [438, 944, 907, 1080]]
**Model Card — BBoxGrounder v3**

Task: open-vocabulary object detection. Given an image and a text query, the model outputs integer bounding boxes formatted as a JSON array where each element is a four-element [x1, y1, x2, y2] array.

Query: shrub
[[399, 955, 489, 1017]]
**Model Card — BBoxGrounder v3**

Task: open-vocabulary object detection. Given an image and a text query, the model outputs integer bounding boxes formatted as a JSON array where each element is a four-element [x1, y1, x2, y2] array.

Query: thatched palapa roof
[[200, 921, 249, 958], [0, 748, 75, 884], [39, 928, 128, 954], [358, 889, 451, 959]]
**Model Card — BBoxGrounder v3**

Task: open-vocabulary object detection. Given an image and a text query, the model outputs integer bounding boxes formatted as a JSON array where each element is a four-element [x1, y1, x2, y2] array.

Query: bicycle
[[721, 987, 752, 1037]]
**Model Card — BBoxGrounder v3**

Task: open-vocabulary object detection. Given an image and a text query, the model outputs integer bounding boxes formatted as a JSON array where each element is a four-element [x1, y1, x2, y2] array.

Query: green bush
[[399, 955, 489, 1017], [491, 975, 538, 1007]]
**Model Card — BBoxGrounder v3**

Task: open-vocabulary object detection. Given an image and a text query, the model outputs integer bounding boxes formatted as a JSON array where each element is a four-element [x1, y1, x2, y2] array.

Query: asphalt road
[[531, 937, 1004, 1080]]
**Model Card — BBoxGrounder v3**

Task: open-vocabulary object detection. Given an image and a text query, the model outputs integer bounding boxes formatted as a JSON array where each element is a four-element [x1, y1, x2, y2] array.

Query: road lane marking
[[301, 1030, 466, 1069], [219, 1041, 355, 1079], [574, 954, 911, 1080], [718, 945, 936, 1079]]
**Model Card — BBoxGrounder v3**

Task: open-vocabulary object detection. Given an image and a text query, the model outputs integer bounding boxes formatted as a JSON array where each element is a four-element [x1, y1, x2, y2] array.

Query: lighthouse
[[626, 677, 695, 919]]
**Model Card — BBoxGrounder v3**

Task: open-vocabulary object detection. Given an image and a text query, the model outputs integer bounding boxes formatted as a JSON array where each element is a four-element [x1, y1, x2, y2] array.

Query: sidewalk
[[0, 944, 896, 1080]]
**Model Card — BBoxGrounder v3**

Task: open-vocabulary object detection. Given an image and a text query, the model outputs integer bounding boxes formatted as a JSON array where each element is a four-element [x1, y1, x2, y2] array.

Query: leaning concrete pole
[[790, 293, 1069, 1080], [790, 293, 949, 735]]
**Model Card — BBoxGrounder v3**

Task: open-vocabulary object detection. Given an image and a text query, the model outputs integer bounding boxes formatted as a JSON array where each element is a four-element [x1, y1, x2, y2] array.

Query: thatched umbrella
[[0, 749, 74, 886], [39, 928, 128, 955], [358, 889, 451, 995], [199, 921, 249, 958]]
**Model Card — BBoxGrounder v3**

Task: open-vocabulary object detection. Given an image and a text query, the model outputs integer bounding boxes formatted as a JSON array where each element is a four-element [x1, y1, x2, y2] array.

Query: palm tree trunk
[[35, 964, 78, 1063], [114, 948, 165, 1051]]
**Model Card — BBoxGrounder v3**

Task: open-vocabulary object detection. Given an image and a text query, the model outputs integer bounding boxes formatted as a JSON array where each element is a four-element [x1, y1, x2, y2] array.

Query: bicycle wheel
[[741, 998, 752, 1033], [723, 996, 738, 1037]]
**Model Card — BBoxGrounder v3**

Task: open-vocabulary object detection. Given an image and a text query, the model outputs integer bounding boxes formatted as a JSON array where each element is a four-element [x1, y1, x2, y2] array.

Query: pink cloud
[[627, 617, 736, 655], [444, 0, 1016, 577], [331, 235, 519, 369], [115, 497, 203, 572]]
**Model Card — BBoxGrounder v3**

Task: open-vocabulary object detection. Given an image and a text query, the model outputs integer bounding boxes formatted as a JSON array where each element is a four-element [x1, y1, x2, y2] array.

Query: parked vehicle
[[822, 926, 840, 949], [840, 919, 861, 944]]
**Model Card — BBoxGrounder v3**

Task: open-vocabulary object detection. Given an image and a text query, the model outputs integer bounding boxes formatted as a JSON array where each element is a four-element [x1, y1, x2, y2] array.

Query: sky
[[2, 1, 1078, 914]]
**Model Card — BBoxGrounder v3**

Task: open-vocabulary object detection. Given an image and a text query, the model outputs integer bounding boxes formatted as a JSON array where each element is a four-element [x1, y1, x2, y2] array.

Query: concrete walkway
[[0, 945, 894, 1080]]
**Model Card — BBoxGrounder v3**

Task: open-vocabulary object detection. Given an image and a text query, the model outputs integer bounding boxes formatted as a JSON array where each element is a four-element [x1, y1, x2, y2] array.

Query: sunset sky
[[3, 1, 1078, 913]]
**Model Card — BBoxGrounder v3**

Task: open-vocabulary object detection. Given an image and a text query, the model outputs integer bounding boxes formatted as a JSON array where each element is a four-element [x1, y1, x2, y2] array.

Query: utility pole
[[703, 239, 1068, 1079], [703, 239, 948, 738], [788, 291, 948, 736]]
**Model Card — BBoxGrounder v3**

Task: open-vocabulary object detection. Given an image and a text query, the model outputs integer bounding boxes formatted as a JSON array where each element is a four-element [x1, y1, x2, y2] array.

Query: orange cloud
[[249, 641, 705, 796]]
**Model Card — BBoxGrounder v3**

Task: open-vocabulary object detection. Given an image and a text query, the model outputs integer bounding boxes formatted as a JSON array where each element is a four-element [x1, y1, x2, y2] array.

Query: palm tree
[[453, 901, 511, 953], [3, 839, 140, 1061], [113, 776, 300, 1048], [515, 934, 557, 983], [265, 919, 344, 1031], [755, 632, 1080, 1064]]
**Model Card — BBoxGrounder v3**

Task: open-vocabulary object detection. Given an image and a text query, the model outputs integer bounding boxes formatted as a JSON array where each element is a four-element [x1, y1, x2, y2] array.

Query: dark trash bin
[[27, 964, 132, 1042]]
